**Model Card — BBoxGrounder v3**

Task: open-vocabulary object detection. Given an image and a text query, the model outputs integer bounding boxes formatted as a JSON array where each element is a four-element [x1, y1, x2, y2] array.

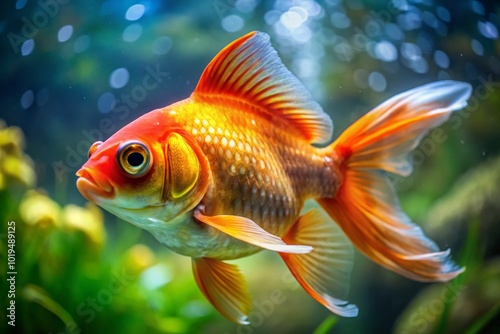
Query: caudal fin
[[318, 81, 472, 282]]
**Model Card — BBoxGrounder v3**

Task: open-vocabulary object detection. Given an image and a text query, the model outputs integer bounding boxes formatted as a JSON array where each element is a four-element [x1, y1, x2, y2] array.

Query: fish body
[[76, 31, 472, 323]]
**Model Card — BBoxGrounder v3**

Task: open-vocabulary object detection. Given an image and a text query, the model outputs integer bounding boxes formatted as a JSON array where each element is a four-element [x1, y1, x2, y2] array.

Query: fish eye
[[116, 141, 152, 178], [88, 141, 103, 158]]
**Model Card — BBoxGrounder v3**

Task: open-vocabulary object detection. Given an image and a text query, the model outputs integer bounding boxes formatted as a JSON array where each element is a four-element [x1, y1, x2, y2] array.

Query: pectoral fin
[[194, 209, 312, 254], [280, 209, 358, 317], [192, 257, 251, 324]]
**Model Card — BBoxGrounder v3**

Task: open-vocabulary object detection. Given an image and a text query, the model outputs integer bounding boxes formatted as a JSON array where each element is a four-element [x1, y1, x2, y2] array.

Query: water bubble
[[74, 35, 90, 53], [331, 12, 351, 29], [109, 68, 130, 89], [97, 92, 117, 114], [21, 39, 34, 56], [221, 15, 244, 32], [21, 90, 34, 109], [57, 25, 73, 42], [123, 23, 142, 42], [374, 41, 398, 62], [433, 50, 450, 68], [152, 36, 172, 55], [125, 4, 145, 21], [471, 39, 484, 56], [368, 71, 386, 92], [478, 21, 498, 39]]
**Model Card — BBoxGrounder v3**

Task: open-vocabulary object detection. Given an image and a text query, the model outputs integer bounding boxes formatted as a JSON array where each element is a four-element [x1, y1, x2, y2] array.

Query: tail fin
[[318, 81, 472, 282]]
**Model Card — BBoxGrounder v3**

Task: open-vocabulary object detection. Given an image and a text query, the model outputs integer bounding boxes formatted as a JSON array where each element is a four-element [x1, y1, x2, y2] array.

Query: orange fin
[[192, 257, 251, 324], [280, 209, 358, 317], [319, 81, 471, 282], [192, 31, 332, 144], [194, 209, 312, 254]]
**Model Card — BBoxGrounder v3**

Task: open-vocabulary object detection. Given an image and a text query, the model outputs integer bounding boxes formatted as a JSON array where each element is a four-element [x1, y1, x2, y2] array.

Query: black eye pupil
[[127, 152, 144, 167]]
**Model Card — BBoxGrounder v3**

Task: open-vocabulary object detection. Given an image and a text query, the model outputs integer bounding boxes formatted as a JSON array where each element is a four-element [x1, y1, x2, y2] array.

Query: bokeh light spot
[[434, 50, 450, 68], [221, 15, 244, 32], [21, 39, 34, 56], [58, 25, 74, 43], [471, 39, 484, 56], [21, 90, 34, 109], [109, 68, 130, 89], [368, 72, 386, 92], [125, 4, 145, 21], [331, 12, 351, 29], [152, 36, 173, 55], [374, 41, 398, 62], [15, 0, 27, 9], [123, 24, 143, 42], [73, 35, 90, 53], [436, 6, 450, 22], [97, 92, 117, 114], [478, 21, 498, 39]]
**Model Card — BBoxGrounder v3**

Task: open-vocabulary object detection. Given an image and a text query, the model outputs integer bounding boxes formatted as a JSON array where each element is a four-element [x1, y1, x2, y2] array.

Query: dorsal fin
[[192, 31, 333, 144]]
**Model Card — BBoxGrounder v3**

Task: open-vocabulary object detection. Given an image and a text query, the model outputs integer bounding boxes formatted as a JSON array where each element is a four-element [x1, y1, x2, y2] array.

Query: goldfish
[[76, 31, 472, 324]]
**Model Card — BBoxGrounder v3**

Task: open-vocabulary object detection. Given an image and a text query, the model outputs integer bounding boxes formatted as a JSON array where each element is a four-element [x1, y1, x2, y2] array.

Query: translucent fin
[[280, 209, 358, 317], [334, 81, 472, 176], [192, 31, 333, 144], [194, 209, 312, 254], [192, 257, 251, 324], [319, 81, 471, 282]]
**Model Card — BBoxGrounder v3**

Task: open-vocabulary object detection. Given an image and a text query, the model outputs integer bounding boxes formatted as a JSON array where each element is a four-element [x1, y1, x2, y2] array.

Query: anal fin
[[194, 208, 312, 254], [280, 209, 358, 317], [192, 257, 251, 324]]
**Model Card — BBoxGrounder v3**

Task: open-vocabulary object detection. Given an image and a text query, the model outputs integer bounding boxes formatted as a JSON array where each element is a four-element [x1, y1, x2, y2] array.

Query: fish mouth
[[76, 167, 114, 201]]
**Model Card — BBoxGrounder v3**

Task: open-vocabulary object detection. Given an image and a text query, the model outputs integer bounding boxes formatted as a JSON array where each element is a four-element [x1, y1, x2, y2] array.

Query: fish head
[[76, 113, 210, 229]]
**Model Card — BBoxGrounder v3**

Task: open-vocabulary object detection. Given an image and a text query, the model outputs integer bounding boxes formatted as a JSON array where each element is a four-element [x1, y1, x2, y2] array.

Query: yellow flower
[[123, 244, 156, 274], [61, 203, 106, 246], [19, 190, 61, 228], [0, 121, 36, 189]]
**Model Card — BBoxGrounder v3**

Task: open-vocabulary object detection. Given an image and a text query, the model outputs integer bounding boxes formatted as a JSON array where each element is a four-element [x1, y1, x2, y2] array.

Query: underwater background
[[1, 0, 499, 333]]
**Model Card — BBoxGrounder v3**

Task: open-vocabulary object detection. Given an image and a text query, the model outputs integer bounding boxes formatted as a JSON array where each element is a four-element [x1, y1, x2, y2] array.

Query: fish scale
[[177, 97, 336, 238]]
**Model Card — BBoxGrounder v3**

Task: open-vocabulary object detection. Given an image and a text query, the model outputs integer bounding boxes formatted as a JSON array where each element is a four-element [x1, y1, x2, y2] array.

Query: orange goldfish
[[76, 31, 472, 323]]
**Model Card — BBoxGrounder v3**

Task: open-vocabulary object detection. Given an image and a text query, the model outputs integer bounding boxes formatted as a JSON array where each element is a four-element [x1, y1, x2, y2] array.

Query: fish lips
[[76, 167, 115, 201]]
